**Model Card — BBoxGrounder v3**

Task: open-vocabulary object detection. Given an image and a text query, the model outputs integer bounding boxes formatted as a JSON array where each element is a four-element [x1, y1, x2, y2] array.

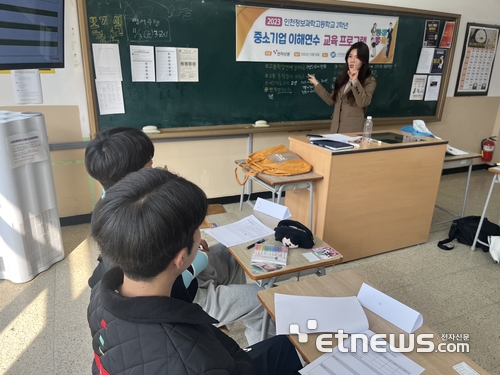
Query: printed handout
[[130, 45, 155, 82], [204, 215, 274, 247], [409, 75, 427, 100], [425, 75, 442, 101], [299, 330, 424, 375], [92, 44, 122, 81], [416, 48, 435, 73]]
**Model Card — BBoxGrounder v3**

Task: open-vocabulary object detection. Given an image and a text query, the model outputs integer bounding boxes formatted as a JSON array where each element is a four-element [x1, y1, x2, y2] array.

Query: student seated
[[87, 168, 302, 375], [85, 127, 272, 345]]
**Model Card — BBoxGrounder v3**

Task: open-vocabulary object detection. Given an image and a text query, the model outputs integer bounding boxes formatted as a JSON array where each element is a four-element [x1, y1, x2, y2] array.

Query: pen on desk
[[247, 239, 266, 249]]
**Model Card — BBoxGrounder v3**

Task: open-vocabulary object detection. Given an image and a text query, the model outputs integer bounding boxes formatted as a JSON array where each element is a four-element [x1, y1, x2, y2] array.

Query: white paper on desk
[[446, 145, 468, 155], [204, 215, 274, 247], [309, 133, 361, 143], [253, 198, 291, 220], [357, 283, 423, 333], [275, 294, 369, 335], [300, 329, 424, 375]]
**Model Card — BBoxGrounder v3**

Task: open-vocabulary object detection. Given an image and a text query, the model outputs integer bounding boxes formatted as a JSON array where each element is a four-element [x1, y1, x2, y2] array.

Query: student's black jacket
[[87, 267, 258, 375]]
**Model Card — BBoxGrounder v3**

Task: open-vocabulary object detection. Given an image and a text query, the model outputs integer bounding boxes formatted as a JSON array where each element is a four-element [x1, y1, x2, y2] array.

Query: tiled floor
[[1, 169, 500, 374]]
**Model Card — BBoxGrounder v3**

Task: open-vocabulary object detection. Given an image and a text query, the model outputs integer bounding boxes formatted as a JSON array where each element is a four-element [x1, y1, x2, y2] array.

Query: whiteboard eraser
[[142, 125, 161, 134], [253, 120, 270, 128]]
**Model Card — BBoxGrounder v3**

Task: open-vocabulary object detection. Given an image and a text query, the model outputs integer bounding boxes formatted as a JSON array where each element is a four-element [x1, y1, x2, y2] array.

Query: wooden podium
[[285, 131, 447, 261]]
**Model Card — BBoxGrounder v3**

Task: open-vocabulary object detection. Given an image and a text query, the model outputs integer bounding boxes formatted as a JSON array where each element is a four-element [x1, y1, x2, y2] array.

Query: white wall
[[0, 1, 91, 139]]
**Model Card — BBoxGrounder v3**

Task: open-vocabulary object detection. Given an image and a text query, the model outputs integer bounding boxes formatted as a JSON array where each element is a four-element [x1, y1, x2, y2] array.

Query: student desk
[[434, 152, 482, 225], [257, 270, 489, 374], [285, 131, 448, 262], [204, 211, 343, 288], [204, 210, 343, 341]]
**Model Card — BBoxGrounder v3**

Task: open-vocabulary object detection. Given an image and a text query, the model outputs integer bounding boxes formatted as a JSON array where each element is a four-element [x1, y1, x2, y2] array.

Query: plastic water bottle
[[361, 116, 373, 144]]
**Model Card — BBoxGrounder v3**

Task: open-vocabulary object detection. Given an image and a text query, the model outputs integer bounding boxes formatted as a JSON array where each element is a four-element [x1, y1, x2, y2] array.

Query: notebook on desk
[[310, 139, 354, 151]]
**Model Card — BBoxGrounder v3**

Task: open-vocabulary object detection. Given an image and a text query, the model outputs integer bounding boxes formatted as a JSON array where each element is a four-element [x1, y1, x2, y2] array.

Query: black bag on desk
[[274, 220, 315, 249], [437, 216, 500, 251]]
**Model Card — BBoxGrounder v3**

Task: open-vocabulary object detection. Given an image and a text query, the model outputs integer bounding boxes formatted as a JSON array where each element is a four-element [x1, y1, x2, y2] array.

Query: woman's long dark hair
[[332, 42, 372, 104]]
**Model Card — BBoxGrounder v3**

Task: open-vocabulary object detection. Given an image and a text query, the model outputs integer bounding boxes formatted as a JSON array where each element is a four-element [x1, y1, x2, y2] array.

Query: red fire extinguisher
[[481, 137, 496, 162]]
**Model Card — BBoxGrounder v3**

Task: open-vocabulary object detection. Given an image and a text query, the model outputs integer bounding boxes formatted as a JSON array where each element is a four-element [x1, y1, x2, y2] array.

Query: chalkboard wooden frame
[[77, 0, 460, 138]]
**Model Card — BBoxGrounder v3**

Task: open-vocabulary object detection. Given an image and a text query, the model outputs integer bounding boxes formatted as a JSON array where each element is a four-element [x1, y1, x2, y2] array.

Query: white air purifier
[[0, 111, 64, 283]]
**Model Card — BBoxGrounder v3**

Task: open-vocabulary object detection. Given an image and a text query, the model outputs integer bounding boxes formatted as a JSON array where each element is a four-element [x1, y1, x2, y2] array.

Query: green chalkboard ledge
[[146, 120, 331, 140], [144, 115, 439, 140]]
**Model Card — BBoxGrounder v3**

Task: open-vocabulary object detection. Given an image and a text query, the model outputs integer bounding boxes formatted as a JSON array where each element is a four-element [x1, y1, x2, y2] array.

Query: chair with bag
[[234, 145, 323, 229]]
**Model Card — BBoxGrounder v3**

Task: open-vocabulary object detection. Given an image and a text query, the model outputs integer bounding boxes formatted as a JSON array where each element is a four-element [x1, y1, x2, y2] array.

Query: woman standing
[[308, 42, 377, 133]]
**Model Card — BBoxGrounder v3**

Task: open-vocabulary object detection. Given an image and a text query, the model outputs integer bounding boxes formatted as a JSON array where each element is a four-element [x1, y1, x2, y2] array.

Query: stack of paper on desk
[[275, 294, 369, 335], [300, 330, 425, 375], [204, 215, 274, 247]]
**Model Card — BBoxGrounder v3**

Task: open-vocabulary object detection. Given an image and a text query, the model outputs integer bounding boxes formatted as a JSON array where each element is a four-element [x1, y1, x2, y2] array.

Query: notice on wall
[[95, 81, 125, 115], [130, 45, 155, 82], [424, 75, 441, 101], [416, 48, 435, 73], [409, 75, 427, 100], [8, 131, 47, 169], [156, 47, 179, 82], [430, 48, 447, 74], [439, 21, 455, 48], [92, 44, 123, 81], [92, 43, 125, 114], [11, 70, 43, 104], [423, 20, 440, 47], [177, 48, 199, 82]]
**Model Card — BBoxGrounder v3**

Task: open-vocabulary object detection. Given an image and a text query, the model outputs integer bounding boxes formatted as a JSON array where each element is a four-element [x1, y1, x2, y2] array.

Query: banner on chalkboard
[[236, 6, 398, 64]]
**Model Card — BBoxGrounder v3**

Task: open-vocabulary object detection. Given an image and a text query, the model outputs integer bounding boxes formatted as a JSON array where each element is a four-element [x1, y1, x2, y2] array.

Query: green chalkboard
[[83, 0, 459, 131]]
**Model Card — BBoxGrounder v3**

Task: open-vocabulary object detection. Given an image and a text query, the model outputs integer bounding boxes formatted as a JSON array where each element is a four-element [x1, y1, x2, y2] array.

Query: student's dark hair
[[91, 168, 208, 281], [85, 127, 154, 190], [332, 42, 372, 104]]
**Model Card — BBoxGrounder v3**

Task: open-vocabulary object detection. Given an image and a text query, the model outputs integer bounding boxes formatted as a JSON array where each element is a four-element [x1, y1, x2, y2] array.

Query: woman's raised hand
[[307, 74, 319, 87], [348, 68, 359, 82]]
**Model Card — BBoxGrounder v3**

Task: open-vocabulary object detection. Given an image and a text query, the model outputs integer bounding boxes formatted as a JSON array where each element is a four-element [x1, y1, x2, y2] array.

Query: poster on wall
[[425, 75, 442, 101], [236, 5, 399, 63], [439, 21, 455, 48], [430, 49, 447, 74], [409, 75, 427, 100], [455, 23, 500, 96], [423, 20, 440, 47]]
